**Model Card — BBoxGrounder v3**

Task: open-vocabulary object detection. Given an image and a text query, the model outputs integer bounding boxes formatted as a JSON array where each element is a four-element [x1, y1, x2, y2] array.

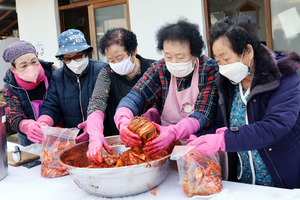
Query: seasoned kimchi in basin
[[59, 136, 171, 197]]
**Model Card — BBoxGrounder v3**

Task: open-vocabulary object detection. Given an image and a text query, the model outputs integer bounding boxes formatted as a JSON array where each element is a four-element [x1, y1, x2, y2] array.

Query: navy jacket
[[3, 60, 55, 130], [39, 58, 106, 129], [207, 45, 300, 189]]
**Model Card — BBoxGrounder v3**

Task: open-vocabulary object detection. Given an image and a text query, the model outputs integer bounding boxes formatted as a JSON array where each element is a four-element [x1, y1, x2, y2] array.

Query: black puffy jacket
[[39, 58, 106, 129], [3, 59, 55, 130]]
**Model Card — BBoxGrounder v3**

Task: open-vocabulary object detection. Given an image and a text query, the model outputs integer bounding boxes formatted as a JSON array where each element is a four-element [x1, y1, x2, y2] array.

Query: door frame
[[57, 0, 130, 60], [203, 0, 273, 58], [264, 0, 273, 50]]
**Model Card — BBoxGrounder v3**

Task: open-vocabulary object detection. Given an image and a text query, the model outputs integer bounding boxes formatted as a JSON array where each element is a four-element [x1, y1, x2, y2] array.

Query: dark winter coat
[[3, 60, 55, 131], [208, 44, 300, 189], [39, 58, 106, 129], [3, 60, 55, 146]]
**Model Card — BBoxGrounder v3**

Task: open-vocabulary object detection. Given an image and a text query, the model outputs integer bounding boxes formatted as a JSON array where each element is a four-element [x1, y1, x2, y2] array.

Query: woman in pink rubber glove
[[188, 15, 300, 189], [25, 29, 106, 147], [77, 28, 156, 164], [114, 19, 219, 157], [2, 40, 56, 146], [13, 30, 107, 147]]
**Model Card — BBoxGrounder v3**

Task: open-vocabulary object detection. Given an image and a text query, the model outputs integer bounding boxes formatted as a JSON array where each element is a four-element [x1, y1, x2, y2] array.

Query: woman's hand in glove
[[19, 119, 44, 143], [84, 111, 113, 165], [144, 117, 201, 156], [114, 107, 142, 147], [187, 127, 227, 156], [75, 121, 89, 143]]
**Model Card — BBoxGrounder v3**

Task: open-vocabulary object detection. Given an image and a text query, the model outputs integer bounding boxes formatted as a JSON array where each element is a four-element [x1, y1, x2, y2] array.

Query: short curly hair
[[99, 28, 137, 56], [156, 18, 205, 56], [209, 15, 261, 55]]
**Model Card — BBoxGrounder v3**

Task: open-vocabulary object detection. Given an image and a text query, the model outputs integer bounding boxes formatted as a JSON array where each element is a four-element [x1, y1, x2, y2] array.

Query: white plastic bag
[[171, 146, 223, 197], [41, 126, 79, 178]]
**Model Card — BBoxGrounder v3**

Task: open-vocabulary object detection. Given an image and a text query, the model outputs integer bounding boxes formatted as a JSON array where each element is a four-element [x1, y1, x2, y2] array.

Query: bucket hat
[[55, 29, 93, 57]]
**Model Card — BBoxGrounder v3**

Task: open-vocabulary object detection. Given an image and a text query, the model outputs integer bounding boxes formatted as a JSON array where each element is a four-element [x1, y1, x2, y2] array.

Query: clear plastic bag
[[41, 126, 79, 178], [171, 146, 223, 197]]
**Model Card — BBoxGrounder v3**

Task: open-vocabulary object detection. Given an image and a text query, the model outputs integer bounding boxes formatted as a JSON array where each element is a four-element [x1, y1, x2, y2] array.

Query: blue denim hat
[[55, 29, 93, 57]]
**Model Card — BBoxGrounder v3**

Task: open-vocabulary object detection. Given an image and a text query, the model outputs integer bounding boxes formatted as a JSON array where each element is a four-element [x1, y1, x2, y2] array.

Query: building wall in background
[[128, 0, 207, 60], [16, 0, 61, 67], [15, 0, 208, 64], [0, 37, 19, 89]]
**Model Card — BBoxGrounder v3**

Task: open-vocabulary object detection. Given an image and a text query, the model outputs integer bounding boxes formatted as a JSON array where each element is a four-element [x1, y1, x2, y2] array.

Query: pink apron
[[161, 58, 200, 126], [31, 75, 49, 119]]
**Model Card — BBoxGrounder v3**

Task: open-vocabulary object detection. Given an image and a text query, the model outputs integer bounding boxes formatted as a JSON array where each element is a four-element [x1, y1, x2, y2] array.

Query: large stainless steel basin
[[59, 136, 170, 197]]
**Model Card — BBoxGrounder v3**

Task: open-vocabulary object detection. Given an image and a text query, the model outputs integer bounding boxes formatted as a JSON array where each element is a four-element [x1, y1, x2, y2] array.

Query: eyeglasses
[[62, 52, 85, 64]]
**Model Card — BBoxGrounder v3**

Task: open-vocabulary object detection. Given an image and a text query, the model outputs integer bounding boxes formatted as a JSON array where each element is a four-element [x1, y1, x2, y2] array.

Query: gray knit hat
[[2, 40, 36, 63]]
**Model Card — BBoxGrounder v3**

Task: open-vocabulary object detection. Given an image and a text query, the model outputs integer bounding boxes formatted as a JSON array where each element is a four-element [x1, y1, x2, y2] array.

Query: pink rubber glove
[[187, 127, 227, 157], [75, 121, 89, 143], [114, 107, 142, 147], [86, 110, 113, 165], [144, 117, 200, 156], [141, 107, 160, 123], [37, 115, 54, 127], [186, 134, 197, 145], [19, 119, 43, 143]]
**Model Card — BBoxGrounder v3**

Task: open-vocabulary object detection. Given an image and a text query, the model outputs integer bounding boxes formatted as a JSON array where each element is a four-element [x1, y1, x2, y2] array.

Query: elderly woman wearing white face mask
[[75, 28, 156, 165], [114, 19, 219, 157], [25, 29, 106, 139], [187, 15, 300, 189]]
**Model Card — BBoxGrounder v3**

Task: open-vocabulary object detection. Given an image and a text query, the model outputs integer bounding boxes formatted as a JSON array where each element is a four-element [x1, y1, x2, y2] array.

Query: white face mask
[[219, 50, 250, 84], [109, 55, 135, 75], [66, 56, 89, 74], [166, 58, 194, 78]]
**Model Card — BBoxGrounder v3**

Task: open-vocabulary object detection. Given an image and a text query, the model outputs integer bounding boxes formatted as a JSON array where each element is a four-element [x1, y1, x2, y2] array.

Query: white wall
[[0, 37, 20, 89], [128, 0, 207, 60], [15, 0, 61, 67]]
